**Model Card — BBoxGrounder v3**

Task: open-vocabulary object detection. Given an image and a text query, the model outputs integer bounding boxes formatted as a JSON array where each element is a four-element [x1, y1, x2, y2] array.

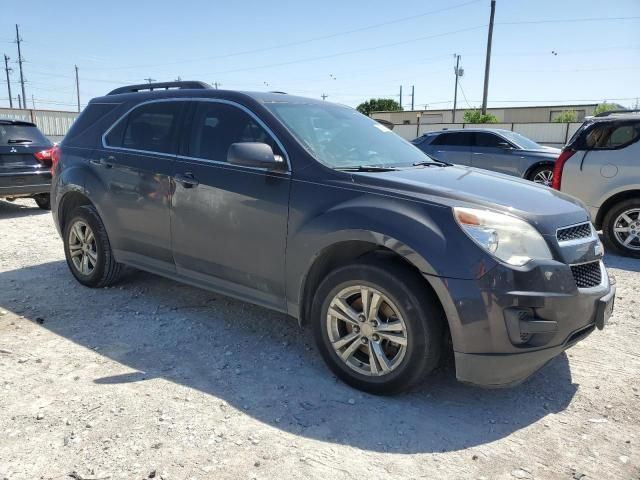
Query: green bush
[[553, 110, 577, 123], [593, 102, 618, 116], [356, 98, 403, 116], [463, 109, 499, 124]]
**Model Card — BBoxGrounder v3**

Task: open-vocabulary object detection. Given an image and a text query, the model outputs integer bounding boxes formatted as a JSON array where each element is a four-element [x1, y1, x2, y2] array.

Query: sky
[[1, 0, 639, 112]]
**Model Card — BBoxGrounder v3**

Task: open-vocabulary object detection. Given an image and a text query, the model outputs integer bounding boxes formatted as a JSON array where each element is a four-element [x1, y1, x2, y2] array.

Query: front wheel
[[528, 165, 554, 187], [312, 258, 444, 395], [602, 199, 640, 258]]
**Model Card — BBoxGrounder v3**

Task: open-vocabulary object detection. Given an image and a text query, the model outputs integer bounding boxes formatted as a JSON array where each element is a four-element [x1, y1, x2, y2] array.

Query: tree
[[553, 110, 577, 123], [463, 109, 499, 124], [593, 102, 619, 116], [356, 98, 402, 116]]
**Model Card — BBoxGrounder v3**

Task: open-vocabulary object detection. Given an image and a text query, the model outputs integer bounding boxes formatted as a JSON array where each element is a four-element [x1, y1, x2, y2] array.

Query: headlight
[[453, 207, 553, 266]]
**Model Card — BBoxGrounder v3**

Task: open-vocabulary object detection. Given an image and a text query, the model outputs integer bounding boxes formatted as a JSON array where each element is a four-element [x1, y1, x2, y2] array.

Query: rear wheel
[[602, 199, 640, 258], [311, 258, 444, 395], [63, 205, 125, 287], [33, 193, 51, 210], [528, 165, 554, 187]]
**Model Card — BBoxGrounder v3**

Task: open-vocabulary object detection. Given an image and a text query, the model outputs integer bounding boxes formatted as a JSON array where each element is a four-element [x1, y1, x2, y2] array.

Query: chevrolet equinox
[[51, 81, 615, 394]]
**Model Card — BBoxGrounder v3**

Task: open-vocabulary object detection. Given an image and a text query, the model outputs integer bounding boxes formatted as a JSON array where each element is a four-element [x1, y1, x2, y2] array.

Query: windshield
[[498, 130, 543, 150], [264, 102, 435, 169]]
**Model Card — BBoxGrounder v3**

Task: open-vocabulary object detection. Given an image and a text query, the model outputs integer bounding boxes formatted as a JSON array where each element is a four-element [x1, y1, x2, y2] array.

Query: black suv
[[51, 82, 615, 394], [1, 119, 54, 209]]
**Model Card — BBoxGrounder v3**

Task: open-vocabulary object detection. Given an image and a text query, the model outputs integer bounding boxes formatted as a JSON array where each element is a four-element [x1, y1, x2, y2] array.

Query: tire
[[601, 198, 640, 258], [33, 193, 51, 210], [63, 205, 125, 287], [311, 257, 444, 395], [528, 165, 554, 187]]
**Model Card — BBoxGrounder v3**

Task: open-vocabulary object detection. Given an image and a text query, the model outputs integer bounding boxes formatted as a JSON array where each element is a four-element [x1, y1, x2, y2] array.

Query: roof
[[421, 128, 514, 135], [0, 119, 36, 127], [372, 104, 601, 114]]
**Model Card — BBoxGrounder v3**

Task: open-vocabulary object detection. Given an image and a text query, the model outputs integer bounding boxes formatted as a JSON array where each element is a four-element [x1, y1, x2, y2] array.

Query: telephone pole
[[3, 54, 12, 108], [15, 25, 26, 109], [399, 85, 403, 109], [75, 65, 81, 112], [321, 93, 328, 101], [481, 0, 496, 114], [212, 81, 221, 89], [17, 94, 22, 109], [411, 85, 415, 110], [452, 54, 462, 122], [144, 77, 156, 84]]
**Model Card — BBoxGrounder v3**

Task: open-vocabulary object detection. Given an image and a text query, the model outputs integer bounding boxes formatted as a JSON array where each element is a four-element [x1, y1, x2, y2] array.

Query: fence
[[0, 108, 80, 142], [390, 121, 583, 147]]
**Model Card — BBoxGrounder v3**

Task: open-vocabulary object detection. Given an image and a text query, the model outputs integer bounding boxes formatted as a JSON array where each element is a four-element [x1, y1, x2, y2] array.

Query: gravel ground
[[0, 198, 639, 480]]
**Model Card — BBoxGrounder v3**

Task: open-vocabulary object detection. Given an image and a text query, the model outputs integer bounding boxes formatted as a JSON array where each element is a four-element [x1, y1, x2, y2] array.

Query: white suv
[[553, 111, 640, 257]]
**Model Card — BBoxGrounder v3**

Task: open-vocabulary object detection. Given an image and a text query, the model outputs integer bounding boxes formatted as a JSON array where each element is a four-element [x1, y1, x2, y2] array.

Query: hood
[[352, 165, 588, 234]]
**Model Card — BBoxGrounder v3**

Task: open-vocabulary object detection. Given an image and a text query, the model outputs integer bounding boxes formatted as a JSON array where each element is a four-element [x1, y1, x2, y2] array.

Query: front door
[[471, 131, 521, 176], [95, 100, 185, 272], [171, 100, 291, 311]]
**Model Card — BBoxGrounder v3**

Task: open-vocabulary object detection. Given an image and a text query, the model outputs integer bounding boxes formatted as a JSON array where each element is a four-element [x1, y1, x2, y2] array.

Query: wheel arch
[[595, 189, 640, 229], [523, 161, 555, 180], [57, 189, 95, 234]]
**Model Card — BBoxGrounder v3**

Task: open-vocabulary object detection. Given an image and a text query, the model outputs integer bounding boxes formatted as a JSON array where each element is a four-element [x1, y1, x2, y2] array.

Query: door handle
[[175, 172, 199, 188], [90, 158, 113, 169]]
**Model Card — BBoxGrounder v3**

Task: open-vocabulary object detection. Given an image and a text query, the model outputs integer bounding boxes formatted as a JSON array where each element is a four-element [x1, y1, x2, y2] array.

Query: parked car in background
[[553, 110, 640, 257], [0, 119, 54, 209], [52, 82, 614, 394], [412, 128, 560, 186]]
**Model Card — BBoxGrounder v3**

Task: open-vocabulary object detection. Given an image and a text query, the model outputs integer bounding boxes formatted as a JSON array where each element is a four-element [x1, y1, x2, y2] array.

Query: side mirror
[[227, 142, 286, 169], [497, 141, 513, 150]]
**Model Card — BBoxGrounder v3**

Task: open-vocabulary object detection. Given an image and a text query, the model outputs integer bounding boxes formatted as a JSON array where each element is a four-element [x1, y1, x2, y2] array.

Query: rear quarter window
[[585, 122, 640, 150]]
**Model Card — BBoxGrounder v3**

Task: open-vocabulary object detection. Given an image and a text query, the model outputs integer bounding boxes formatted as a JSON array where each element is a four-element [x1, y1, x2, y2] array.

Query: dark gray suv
[[51, 81, 615, 394]]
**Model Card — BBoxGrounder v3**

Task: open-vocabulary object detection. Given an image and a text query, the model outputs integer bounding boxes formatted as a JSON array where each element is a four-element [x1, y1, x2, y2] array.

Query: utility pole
[[321, 93, 328, 101], [452, 54, 462, 122], [3, 54, 12, 108], [411, 85, 415, 110], [399, 86, 403, 109], [17, 94, 22, 109], [31, 94, 35, 109], [75, 65, 81, 112], [144, 77, 156, 84], [15, 25, 26, 108], [212, 81, 221, 89], [481, 0, 496, 114]]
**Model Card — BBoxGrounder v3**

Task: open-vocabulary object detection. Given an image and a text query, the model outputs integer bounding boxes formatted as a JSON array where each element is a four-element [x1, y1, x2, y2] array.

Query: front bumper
[[429, 259, 615, 387]]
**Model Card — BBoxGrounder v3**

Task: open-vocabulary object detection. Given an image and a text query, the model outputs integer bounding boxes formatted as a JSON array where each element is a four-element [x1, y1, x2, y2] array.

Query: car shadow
[[0, 261, 578, 454], [0, 199, 48, 219], [604, 253, 640, 273]]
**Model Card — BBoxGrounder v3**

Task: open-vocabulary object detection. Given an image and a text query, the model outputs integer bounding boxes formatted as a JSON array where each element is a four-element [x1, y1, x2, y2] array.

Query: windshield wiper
[[7, 139, 33, 144], [335, 165, 399, 172], [413, 160, 452, 167]]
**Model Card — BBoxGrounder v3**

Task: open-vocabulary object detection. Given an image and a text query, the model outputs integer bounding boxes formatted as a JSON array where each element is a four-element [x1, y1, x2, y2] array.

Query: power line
[[83, 0, 483, 72], [497, 16, 640, 26]]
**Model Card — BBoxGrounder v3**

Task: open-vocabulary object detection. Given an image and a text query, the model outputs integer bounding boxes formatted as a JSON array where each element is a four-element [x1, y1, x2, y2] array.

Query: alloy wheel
[[326, 285, 408, 376], [613, 208, 640, 251], [533, 169, 553, 187], [68, 220, 98, 275]]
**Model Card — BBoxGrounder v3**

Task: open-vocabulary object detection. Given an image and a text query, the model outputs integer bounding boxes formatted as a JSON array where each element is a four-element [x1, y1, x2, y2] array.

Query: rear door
[[471, 131, 521, 176], [427, 132, 473, 165], [0, 122, 52, 190], [95, 100, 185, 273]]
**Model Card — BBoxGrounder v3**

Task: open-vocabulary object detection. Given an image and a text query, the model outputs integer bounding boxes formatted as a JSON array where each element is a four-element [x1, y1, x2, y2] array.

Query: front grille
[[557, 222, 592, 242], [571, 261, 602, 288]]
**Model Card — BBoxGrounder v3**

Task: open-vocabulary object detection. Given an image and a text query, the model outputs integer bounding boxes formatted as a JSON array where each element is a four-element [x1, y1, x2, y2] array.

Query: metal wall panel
[[0, 108, 79, 139]]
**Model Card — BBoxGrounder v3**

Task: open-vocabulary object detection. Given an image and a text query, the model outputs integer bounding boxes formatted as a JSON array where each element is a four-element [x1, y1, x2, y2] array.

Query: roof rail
[[107, 81, 211, 96], [595, 108, 640, 117]]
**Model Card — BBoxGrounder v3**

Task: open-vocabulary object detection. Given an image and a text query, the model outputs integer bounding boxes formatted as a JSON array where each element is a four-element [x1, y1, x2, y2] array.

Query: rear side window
[[188, 102, 281, 162], [585, 122, 640, 150], [105, 101, 182, 154], [0, 123, 51, 146], [431, 132, 474, 147]]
